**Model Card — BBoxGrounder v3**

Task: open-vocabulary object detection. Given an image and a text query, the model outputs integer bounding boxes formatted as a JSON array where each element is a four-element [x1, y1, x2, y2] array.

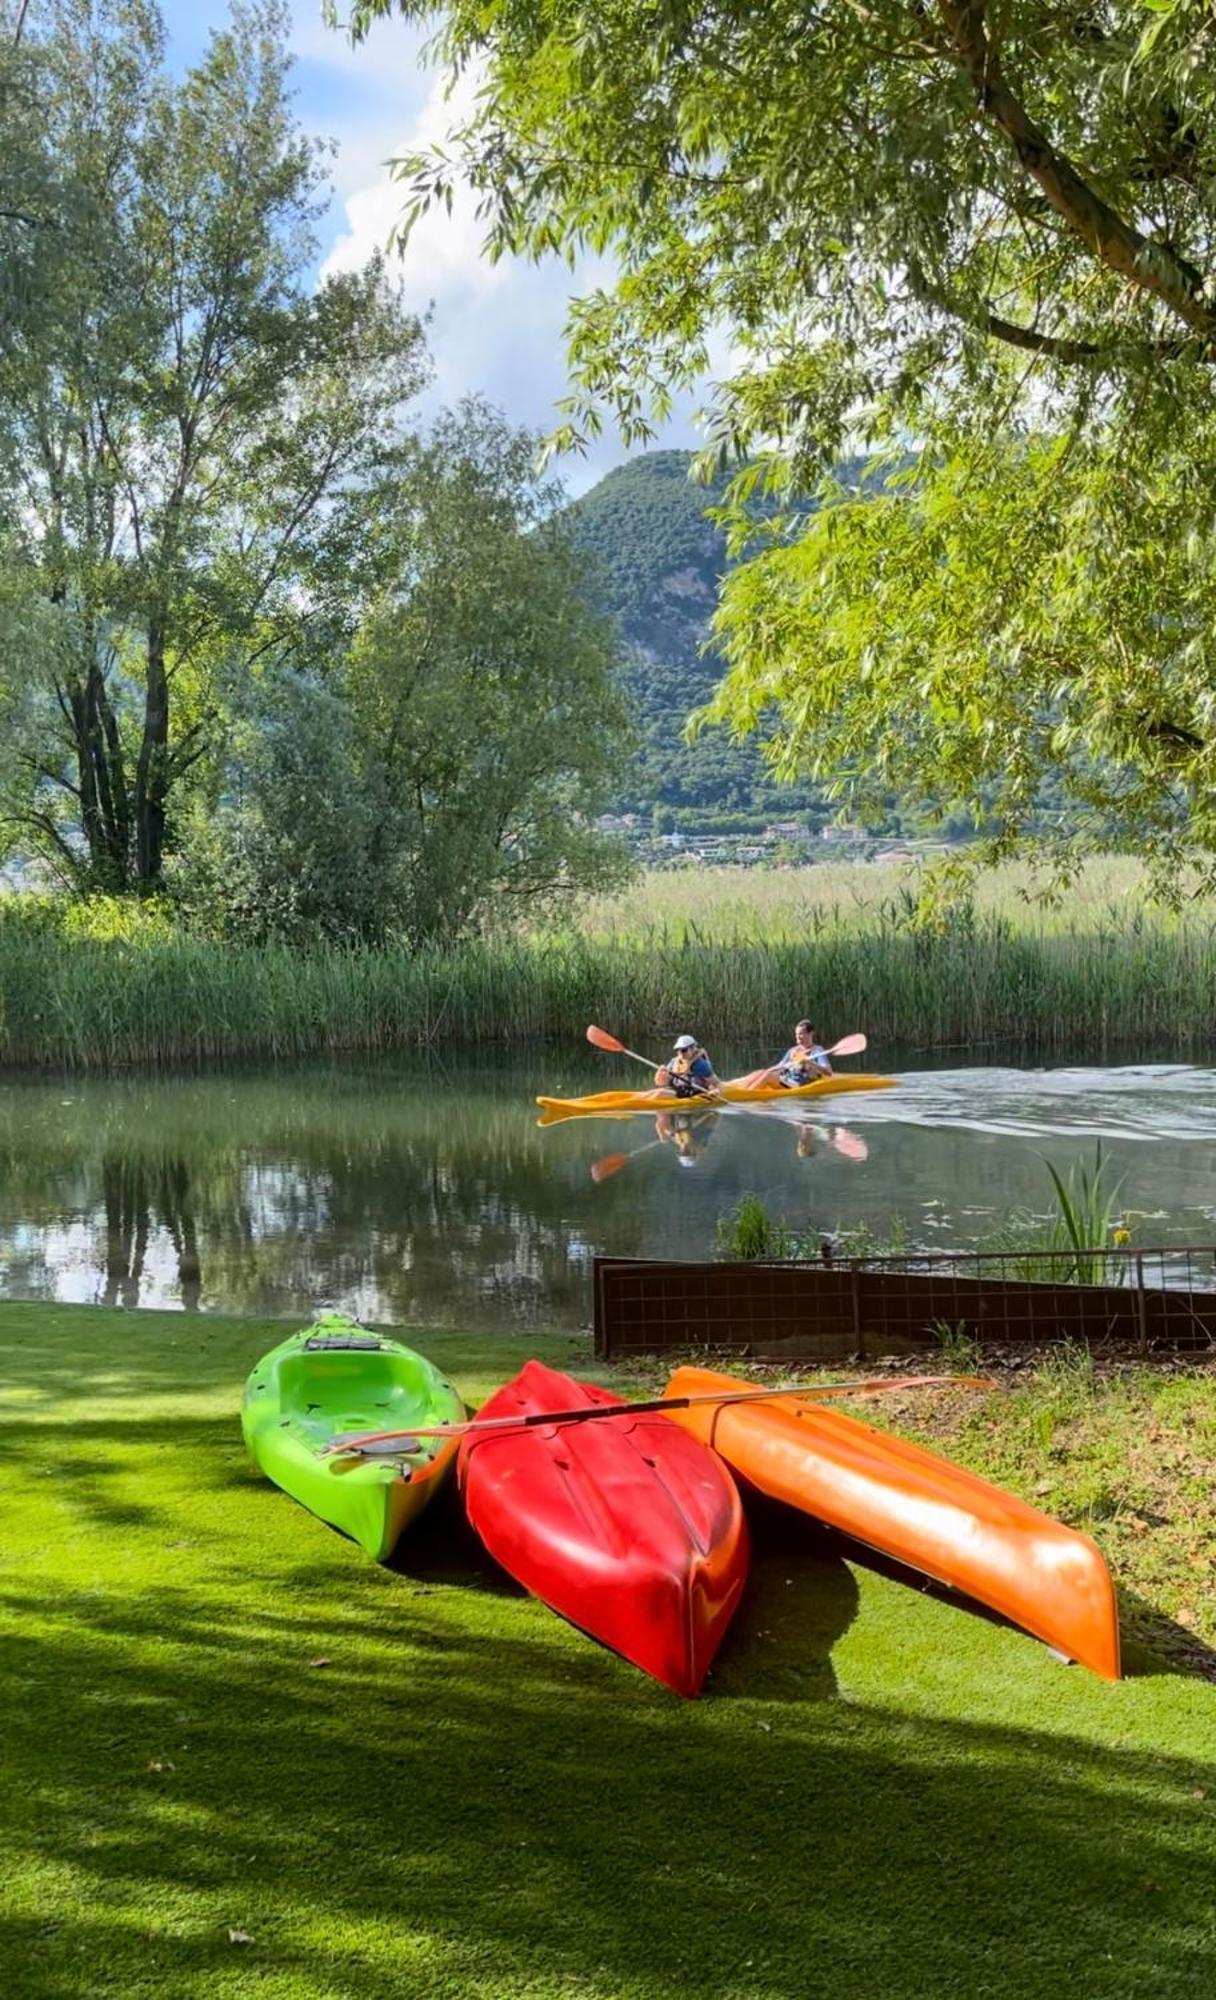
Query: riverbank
[[4, 861, 1216, 1068], [2, 1305, 1214, 1998]]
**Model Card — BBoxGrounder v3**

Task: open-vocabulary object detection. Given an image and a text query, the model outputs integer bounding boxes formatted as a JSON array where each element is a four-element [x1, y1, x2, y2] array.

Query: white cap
[[673, 1034, 698, 1050]]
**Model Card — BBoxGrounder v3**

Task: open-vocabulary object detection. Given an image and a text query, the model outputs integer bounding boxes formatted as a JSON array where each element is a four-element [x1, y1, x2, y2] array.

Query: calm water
[[2, 1049, 1216, 1326]]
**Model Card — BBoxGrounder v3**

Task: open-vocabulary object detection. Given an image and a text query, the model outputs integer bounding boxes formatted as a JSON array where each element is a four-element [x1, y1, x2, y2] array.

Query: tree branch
[[6, 808, 86, 878], [936, 0, 1216, 343]]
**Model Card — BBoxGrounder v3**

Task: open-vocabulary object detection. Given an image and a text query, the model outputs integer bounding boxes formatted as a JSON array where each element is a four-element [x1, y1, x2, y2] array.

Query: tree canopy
[[185, 401, 632, 946], [0, 0, 426, 891], [0, 0, 633, 934], [342, 0, 1216, 888]]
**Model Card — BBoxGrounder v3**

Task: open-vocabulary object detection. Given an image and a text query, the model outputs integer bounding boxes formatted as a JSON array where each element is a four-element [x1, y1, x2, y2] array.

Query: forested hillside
[[565, 452, 1074, 850], [565, 451, 881, 834]]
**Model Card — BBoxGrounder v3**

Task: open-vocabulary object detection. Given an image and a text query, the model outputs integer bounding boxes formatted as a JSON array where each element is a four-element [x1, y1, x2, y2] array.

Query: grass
[[6, 855, 1216, 1067], [2, 1303, 1215, 1998], [574, 854, 1171, 944]]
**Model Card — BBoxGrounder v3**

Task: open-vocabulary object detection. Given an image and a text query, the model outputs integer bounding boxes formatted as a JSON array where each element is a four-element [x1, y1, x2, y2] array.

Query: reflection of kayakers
[[655, 1107, 719, 1165], [654, 1034, 720, 1099]]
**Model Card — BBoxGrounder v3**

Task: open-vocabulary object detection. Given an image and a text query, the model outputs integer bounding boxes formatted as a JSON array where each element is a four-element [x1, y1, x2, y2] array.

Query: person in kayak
[[778, 1021, 833, 1086], [742, 1021, 833, 1091], [654, 1034, 720, 1099]]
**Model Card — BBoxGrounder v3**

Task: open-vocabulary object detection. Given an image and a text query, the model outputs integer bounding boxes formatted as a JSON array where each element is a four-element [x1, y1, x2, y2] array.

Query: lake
[[2, 1049, 1215, 1327]]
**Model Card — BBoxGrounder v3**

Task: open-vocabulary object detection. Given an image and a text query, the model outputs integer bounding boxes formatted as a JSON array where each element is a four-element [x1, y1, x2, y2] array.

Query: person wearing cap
[[654, 1034, 719, 1099]]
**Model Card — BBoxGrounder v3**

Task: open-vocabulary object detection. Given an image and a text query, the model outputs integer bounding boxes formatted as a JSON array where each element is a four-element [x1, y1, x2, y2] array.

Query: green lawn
[[2, 1305, 1214, 1999]]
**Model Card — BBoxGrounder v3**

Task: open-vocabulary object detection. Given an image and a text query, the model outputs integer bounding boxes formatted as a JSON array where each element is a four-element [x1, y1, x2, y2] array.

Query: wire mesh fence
[[594, 1244, 1216, 1362]]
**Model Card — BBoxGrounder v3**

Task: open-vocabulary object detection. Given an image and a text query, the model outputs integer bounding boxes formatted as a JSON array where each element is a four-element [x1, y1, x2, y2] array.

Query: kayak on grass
[[536, 1072, 898, 1122], [459, 1358, 749, 1697], [241, 1314, 466, 1562], [660, 1365, 1121, 1680]]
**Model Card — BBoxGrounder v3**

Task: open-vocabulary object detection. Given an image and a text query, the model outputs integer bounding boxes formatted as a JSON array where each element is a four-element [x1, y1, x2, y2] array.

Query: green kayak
[[241, 1315, 466, 1561]]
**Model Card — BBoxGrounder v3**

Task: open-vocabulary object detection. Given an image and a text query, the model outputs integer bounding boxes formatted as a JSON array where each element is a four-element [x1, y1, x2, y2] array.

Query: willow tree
[[342, 0, 1216, 886], [0, 0, 426, 890]]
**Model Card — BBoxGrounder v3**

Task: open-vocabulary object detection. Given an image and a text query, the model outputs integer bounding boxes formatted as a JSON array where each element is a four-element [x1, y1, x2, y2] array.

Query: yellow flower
[[1112, 1226, 1131, 1246]]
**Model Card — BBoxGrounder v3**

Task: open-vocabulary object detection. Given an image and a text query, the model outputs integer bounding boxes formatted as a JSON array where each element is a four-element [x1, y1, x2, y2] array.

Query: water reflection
[[0, 1054, 1214, 1326], [101, 1154, 202, 1312]]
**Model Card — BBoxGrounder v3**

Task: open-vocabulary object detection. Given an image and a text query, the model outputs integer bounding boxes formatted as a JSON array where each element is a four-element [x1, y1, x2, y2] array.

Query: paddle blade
[[586, 1024, 627, 1054], [831, 1128, 869, 1162], [590, 1152, 630, 1183], [828, 1032, 868, 1057]]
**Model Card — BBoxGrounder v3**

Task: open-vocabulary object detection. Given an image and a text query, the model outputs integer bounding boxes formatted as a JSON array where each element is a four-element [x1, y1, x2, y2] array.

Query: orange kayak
[[662, 1366, 1120, 1680], [536, 1073, 897, 1123]]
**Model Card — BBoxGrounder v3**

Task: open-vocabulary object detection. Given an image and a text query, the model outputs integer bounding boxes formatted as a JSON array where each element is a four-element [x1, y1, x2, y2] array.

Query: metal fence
[[593, 1245, 1216, 1362]]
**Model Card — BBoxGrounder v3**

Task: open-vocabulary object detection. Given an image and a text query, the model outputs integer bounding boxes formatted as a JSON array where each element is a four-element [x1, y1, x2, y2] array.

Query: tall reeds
[[1, 870, 1215, 1070]]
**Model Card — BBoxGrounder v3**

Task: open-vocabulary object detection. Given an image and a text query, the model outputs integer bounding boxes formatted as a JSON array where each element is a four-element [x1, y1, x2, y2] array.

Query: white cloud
[[159, 6, 713, 491], [316, 50, 706, 493]]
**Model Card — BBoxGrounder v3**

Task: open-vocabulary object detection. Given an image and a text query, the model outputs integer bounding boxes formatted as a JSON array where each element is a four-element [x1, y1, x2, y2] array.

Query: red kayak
[[459, 1360, 748, 1696]]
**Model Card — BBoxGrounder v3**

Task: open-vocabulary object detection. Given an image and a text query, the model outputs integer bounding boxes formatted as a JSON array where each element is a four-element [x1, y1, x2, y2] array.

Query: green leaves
[[332, 0, 1216, 875], [200, 401, 633, 948], [0, 1, 427, 892]]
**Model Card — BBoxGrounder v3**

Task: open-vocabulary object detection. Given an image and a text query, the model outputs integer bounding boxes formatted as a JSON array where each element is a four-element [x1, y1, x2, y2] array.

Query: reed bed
[[2, 880, 1216, 1069], [573, 855, 1195, 944]]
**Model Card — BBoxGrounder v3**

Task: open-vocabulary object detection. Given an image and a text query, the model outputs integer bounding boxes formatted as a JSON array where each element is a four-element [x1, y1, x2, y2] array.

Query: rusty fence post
[[1135, 1252, 1148, 1356]]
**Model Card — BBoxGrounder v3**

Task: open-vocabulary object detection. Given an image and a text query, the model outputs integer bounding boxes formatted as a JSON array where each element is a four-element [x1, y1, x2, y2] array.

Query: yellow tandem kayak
[[536, 1073, 897, 1123]]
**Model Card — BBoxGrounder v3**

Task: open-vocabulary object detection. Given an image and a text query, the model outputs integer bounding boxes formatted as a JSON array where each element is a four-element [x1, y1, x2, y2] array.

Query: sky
[[160, 1, 703, 495]]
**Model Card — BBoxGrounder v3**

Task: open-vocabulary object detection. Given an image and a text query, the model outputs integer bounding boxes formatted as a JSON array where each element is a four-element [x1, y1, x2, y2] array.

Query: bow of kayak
[[460, 1359, 749, 1696], [661, 1365, 1120, 1680], [242, 1317, 466, 1562], [536, 1073, 897, 1121]]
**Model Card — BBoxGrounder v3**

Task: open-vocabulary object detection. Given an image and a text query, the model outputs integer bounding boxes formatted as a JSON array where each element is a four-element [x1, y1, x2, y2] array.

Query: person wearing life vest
[[654, 1034, 720, 1099], [776, 1020, 833, 1087], [741, 1020, 833, 1091]]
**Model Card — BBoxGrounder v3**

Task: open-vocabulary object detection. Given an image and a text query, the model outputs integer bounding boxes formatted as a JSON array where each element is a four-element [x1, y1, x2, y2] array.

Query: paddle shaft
[[322, 1373, 990, 1455], [586, 1025, 721, 1099], [606, 1044, 718, 1099]]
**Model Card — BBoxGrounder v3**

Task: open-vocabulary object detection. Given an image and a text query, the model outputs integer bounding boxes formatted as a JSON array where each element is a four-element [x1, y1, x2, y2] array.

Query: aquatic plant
[[985, 1146, 1131, 1288], [715, 1194, 795, 1262]]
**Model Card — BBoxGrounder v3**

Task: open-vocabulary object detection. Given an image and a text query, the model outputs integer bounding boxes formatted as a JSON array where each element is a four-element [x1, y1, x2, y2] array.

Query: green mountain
[[565, 450, 1093, 853], [564, 450, 832, 826]]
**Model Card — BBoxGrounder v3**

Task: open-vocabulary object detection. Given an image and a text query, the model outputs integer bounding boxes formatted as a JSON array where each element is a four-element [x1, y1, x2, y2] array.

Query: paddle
[[321, 1372, 993, 1456], [585, 1024, 721, 1100]]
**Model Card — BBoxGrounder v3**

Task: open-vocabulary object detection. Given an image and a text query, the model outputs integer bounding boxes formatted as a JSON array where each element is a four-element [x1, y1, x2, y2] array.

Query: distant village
[[593, 815, 947, 869]]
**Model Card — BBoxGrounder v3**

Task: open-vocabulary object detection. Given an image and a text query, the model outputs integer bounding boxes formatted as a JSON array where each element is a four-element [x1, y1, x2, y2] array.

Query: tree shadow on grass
[[3, 1567, 1215, 2000]]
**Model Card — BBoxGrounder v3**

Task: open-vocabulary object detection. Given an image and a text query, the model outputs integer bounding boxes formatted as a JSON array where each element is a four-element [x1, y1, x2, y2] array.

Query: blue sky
[[160, 1, 701, 494]]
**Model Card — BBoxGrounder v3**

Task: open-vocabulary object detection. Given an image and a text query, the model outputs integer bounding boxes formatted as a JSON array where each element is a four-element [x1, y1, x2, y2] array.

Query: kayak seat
[[275, 1350, 444, 1442]]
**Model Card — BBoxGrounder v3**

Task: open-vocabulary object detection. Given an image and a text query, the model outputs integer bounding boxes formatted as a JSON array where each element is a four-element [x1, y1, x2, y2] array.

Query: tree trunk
[[134, 614, 169, 887], [67, 654, 131, 890]]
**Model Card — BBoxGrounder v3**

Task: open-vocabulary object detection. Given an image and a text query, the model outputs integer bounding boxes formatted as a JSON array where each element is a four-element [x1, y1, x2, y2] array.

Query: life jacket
[[668, 1047, 706, 1097]]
